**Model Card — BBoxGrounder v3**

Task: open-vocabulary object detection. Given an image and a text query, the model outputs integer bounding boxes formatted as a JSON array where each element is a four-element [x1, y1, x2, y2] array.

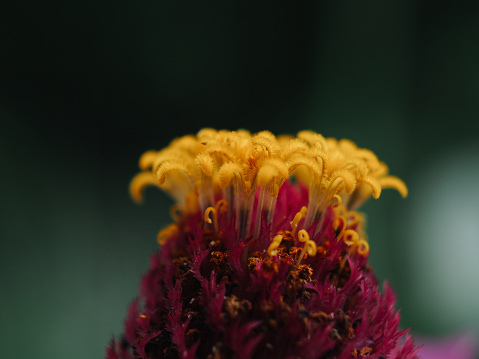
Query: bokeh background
[[1, 1, 479, 358]]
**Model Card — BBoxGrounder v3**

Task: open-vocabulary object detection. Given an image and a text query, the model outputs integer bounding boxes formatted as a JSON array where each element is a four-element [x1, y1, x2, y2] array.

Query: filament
[[295, 229, 317, 268]]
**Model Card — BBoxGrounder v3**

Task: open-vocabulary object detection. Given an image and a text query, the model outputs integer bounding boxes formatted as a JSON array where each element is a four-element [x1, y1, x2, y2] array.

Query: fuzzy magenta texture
[[107, 182, 419, 359]]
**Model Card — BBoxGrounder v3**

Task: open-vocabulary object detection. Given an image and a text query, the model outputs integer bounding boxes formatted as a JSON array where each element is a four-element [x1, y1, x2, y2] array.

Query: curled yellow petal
[[252, 134, 281, 156], [217, 162, 243, 188], [379, 176, 408, 197], [287, 153, 323, 178], [157, 162, 191, 185], [130, 172, 159, 202], [358, 177, 382, 199], [139, 150, 158, 170], [195, 152, 215, 176]]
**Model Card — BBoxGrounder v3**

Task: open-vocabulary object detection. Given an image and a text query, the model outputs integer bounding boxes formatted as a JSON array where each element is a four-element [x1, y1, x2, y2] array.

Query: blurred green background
[[1, 1, 478, 358]]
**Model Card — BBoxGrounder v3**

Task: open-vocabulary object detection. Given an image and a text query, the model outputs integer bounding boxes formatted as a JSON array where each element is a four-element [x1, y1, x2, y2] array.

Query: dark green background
[[1, 1, 478, 358]]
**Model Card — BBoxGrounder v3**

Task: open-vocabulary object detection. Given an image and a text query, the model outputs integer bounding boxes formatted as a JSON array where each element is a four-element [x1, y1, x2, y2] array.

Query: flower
[[107, 129, 418, 359]]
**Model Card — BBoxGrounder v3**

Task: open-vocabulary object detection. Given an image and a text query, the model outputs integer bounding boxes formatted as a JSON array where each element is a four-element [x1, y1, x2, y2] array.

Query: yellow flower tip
[[157, 224, 179, 245], [195, 152, 215, 176], [256, 159, 288, 189], [139, 150, 159, 171], [156, 162, 190, 185], [358, 177, 382, 199], [129, 172, 159, 203], [217, 162, 243, 188], [380, 176, 408, 198], [139, 314, 147, 319]]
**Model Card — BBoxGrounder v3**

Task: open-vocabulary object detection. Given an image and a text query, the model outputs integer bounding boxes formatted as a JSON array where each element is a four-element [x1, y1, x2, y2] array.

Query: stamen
[[169, 204, 183, 222], [195, 152, 216, 209], [343, 229, 359, 246], [356, 239, 369, 255], [346, 212, 360, 227], [331, 194, 342, 208], [331, 216, 347, 241], [204, 207, 218, 234], [215, 199, 228, 214], [290, 206, 307, 237], [341, 229, 370, 256], [139, 314, 147, 319], [157, 224, 179, 245], [267, 234, 283, 256], [295, 229, 317, 268]]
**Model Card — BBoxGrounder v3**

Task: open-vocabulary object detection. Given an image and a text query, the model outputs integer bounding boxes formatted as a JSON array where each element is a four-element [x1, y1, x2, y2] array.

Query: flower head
[[107, 129, 418, 359]]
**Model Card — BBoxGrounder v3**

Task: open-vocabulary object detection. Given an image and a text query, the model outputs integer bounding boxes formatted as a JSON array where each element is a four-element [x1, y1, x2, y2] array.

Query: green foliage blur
[[1, 1, 478, 358]]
